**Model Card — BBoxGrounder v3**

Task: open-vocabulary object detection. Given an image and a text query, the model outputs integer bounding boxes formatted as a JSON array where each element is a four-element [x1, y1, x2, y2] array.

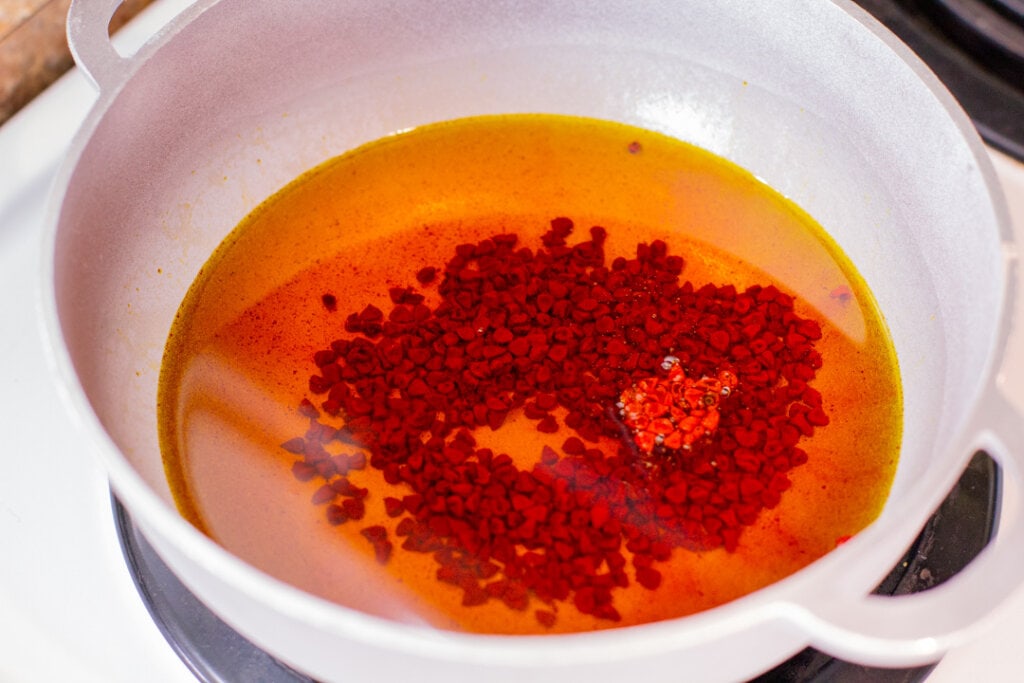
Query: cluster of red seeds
[[281, 218, 828, 626]]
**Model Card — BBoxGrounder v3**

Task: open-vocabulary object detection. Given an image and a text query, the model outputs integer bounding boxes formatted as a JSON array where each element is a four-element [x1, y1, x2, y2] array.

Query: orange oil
[[158, 114, 901, 634]]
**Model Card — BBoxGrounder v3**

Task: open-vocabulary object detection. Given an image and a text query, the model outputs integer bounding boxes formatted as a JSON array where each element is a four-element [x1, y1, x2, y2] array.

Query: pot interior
[[53, 0, 1004, 615]]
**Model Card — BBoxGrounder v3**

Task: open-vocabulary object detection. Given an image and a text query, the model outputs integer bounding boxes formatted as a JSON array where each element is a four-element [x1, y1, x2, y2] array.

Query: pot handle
[[66, 0, 131, 92], [800, 385, 1024, 666]]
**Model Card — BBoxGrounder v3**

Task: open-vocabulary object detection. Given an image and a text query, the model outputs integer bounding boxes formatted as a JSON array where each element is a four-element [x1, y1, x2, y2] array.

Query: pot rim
[[39, 0, 1022, 670]]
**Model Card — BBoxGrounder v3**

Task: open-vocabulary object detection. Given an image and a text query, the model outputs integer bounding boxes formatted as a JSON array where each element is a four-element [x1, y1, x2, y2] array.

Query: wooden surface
[[0, 0, 153, 125], [0, 0, 52, 38]]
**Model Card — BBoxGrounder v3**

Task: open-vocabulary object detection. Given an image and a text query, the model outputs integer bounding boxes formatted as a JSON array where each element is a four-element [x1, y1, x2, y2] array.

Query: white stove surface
[[2, 2, 1023, 681]]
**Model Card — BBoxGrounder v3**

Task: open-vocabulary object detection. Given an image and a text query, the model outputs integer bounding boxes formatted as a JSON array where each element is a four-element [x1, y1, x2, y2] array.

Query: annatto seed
[[285, 219, 828, 628]]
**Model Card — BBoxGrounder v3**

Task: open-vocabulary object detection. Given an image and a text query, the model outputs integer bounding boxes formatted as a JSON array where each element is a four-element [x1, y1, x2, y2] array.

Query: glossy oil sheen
[[158, 114, 901, 634]]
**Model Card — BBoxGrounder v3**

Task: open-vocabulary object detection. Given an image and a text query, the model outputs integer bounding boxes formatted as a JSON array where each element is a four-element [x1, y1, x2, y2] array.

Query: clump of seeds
[[282, 217, 828, 627]]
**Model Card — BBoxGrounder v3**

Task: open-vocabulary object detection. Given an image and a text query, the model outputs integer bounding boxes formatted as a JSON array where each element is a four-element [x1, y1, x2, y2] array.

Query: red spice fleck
[[287, 218, 828, 625], [373, 539, 394, 564], [311, 484, 336, 505], [534, 609, 557, 628], [298, 398, 320, 419], [562, 437, 586, 455], [341, 497, 365, 520], [280, 437, 306, 455], [291, 461, 317, 482], [416, 266, 437, 284], [618, 359, 737, 456], [536, 415, 559, 433], [321, 293, 338, 311], [361, 526, 393, 564], [384, 496, 404, 517], [326, 504, 348, 526], [806, 407, 830, 427], [830, 285, 853, 303], [635, 566, 662, 590]]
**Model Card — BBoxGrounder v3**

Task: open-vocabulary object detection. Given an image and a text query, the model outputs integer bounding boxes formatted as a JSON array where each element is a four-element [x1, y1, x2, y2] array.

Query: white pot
[[43, 1, 1024, 681]]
